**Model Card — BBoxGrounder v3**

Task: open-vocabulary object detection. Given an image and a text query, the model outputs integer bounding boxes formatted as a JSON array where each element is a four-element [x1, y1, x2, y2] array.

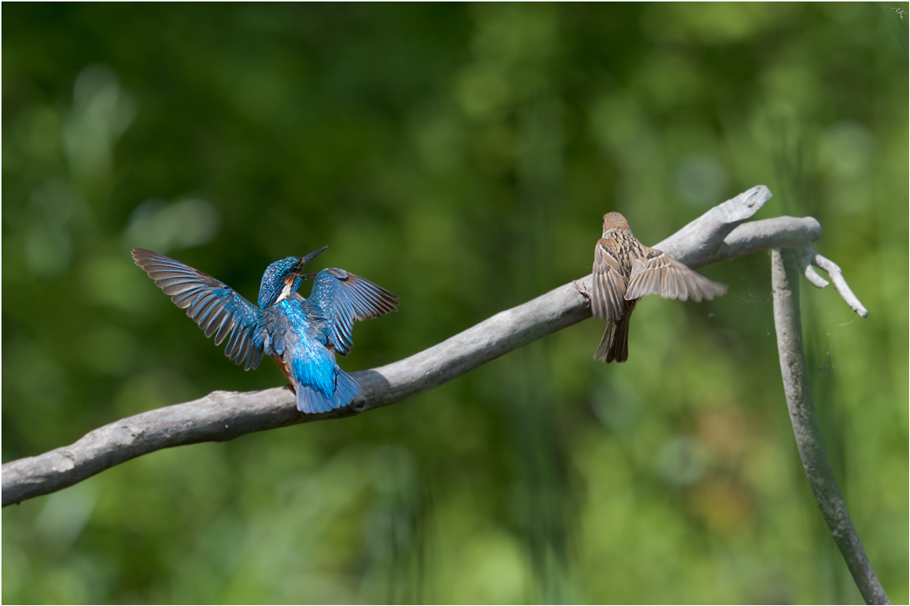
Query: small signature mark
[[893, 7, 906, 19]]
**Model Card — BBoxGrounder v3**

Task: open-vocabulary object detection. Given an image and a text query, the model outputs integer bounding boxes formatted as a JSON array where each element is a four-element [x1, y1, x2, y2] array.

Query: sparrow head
[[257, 246, 327, 308], [602, 212, 630, 235]]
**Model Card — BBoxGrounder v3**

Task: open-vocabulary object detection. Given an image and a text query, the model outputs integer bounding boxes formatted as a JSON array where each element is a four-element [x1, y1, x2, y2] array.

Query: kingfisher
[[132, 247, 398, 413]]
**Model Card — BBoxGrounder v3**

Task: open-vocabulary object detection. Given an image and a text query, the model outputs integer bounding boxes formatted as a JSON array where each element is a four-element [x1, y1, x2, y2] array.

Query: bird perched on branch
[[132, 247, 398, 413], [586, 212, 726, 363]]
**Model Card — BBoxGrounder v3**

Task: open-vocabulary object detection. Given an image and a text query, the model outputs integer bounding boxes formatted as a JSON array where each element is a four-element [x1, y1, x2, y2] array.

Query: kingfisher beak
[[296, 246, 327, 272]]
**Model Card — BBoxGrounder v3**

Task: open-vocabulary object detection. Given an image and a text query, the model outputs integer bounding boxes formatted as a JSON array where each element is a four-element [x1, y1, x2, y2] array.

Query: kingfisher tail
[[295, 368, 360, 414]]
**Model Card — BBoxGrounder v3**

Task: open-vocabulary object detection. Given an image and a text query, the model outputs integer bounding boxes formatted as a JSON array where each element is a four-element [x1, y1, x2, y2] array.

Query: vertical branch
[[771, 249, 889, 605]]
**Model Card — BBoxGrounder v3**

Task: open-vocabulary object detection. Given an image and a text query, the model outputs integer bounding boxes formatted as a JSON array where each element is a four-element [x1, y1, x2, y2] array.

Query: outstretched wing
[[131, 249, 266, 370], [592, 239, 629, 323], [308, 268, 398, 356], [624, 248, 727, 302]]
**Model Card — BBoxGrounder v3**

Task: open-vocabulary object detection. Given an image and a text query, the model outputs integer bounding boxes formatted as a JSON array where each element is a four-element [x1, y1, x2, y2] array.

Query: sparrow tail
[[594, 302, 635, 363], [594, 317, 630, 363], [594, 323, 614, 362]]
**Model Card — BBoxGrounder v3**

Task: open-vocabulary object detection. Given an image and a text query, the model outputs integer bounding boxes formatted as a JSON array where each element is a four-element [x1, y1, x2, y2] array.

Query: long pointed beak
[[295, 246, 327, 272]]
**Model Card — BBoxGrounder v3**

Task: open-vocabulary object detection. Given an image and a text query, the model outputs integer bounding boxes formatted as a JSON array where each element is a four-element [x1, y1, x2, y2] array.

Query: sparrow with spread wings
[[588, 212, 726, 363]]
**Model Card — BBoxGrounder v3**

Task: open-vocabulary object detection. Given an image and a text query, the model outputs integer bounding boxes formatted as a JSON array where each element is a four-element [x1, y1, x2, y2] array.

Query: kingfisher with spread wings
[[132, 246, 398, 413], [590, 212, 726, 363]]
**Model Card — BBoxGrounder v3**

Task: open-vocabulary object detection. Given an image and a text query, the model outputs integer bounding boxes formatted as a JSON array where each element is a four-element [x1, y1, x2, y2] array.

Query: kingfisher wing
[[132, 249, 266, 370], [308, 268, 398, 357], [624, 248, 727, 302]]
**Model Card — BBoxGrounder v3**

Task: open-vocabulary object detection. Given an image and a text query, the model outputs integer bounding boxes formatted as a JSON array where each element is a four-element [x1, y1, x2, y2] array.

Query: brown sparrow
[[590, 212, 726, 362]]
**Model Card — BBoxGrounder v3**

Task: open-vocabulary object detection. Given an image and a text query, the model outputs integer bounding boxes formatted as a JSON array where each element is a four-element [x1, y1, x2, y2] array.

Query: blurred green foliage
[[3, 4, 907, 603]]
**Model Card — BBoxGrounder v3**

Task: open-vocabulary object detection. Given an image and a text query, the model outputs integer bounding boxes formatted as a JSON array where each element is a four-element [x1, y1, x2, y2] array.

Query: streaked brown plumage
[[591, 212, 726, 363]]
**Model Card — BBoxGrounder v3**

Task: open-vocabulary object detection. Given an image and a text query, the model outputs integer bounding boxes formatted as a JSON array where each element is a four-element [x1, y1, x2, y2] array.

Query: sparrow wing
[[624, 248, 727, 302], [132, 249, 266, 370], [308, 268, 398, 357], [592, 238, 629, 323]]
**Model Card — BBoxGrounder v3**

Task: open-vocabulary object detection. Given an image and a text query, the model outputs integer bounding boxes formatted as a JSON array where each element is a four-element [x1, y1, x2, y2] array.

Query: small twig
[[812, 251, 869, 317], [771, 249, 887, 605]]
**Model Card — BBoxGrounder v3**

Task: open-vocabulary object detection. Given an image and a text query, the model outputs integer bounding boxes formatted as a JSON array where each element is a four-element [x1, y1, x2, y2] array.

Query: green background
[[3, 4, 907, 603]]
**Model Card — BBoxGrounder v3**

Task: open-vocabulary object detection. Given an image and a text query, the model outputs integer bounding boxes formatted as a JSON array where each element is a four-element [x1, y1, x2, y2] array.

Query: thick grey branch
[[771, 249, 887, 605], [655, 184, 772, 264], [2, 186, 865, 508]]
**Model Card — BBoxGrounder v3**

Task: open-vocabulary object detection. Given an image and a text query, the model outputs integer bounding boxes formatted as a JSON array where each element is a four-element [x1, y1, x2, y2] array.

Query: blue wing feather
[[307, 268, 398, 356], [132, 249, 268, 370]]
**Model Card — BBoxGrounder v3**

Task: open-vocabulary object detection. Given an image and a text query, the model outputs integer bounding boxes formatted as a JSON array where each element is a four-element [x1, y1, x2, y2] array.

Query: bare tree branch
[[5, 184, 885, 601], [771, 249, 887, 605], [1, 185, 866, 514]]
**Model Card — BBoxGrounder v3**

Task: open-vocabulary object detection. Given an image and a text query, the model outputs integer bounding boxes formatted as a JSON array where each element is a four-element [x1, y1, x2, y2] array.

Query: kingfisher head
[[257, 246, 327, 308]]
